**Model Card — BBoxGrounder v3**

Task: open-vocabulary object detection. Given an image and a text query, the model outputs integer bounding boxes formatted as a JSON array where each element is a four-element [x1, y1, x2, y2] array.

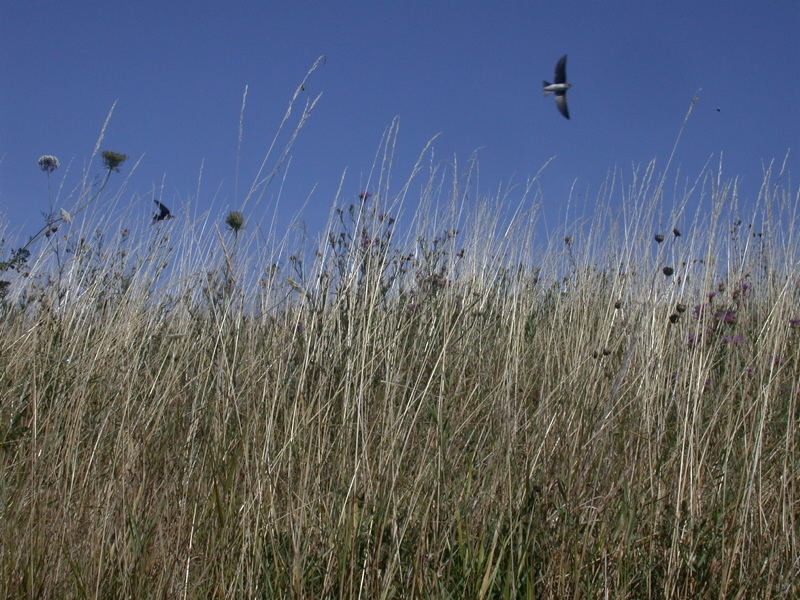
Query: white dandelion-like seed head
[[38, 155, 60, 173]]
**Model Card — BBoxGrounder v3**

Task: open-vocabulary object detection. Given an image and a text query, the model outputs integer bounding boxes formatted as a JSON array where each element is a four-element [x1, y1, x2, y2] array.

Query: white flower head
[[38, 155, 60, 173]]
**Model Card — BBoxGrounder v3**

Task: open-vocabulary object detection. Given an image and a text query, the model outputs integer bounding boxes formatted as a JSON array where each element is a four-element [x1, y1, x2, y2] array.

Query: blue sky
[[2, 1, 798, 248]]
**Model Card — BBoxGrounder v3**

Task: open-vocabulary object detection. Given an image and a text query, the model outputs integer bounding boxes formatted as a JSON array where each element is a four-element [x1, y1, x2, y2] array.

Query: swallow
[[543, 55, 571, 119], [152, 199, 174, 222]]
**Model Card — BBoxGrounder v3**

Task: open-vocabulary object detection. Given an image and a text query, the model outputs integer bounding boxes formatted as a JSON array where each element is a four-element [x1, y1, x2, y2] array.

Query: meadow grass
[[1, 109, 798, 598]]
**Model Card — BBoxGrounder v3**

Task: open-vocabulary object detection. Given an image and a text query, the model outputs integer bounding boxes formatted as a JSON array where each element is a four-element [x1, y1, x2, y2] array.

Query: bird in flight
[[543, 55, 571, 119], [152, 199, 174, 223]]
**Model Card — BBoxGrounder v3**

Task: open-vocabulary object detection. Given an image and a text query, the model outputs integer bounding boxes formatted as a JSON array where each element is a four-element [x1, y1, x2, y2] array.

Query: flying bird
[[152, 200, 174, 223], [543, 55, 571, 119]]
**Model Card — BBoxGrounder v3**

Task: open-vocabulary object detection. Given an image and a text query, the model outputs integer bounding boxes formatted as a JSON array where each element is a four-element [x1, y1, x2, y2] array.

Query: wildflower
[[564, 236, 572, 245], [789, 318, 800, 328], [669, 313, 680, 324], [614, 300, 622, 309], [225, 211, 244, 232], [675, 303, 686, 313], [673, 228, 681, 237], [121, 228, 130, 238], [358, 191, 372, 200], [662, 266, 674, 277], [37, 155, 60, 173], [715, 309, 737, 324], [654, 234, 665, 243], [101, 150, 127, 171], [722, 335, 744, 344]]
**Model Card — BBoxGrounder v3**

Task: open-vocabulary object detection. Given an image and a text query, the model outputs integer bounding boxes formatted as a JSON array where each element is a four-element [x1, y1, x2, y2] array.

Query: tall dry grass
[[1, 99, 798, 598]]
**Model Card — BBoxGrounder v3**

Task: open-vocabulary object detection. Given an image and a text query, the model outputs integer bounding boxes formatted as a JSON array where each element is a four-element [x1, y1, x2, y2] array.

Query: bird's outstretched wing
[[554, 55, 568, 84], [555, 93, 570, 119]]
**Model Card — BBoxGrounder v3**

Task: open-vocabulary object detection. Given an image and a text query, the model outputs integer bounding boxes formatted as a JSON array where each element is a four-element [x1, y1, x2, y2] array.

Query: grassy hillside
[[1, 140, 798, 598]]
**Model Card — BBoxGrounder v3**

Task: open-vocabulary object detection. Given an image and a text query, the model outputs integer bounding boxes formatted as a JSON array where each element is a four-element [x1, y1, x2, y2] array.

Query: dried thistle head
[[225, 211, 244, 232], [101, 150, 127, 171], [38, 155, 60, 173]]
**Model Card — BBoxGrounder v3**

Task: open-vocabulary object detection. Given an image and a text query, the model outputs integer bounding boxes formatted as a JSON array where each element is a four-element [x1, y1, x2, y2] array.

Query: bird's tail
[[542, 80, 552, 94]]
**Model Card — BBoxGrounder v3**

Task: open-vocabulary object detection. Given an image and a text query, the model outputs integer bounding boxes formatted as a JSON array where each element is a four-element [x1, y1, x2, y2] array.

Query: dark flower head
[[102, 150, 127, 171], [38, 155, 60, 173], [672, 228, 681, 237], [225, 211, 244, 232], [654, 234, 665, 243], [662, 266, 674, 277]]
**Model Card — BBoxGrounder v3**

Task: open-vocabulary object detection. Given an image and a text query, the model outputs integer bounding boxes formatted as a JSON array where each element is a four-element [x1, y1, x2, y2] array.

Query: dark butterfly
[[153, 200, 174, 223]]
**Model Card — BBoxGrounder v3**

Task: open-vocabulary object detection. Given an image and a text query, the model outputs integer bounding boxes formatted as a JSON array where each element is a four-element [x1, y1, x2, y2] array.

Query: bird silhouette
[[543, 55, 571, 119], [152, 200, 174, 223]]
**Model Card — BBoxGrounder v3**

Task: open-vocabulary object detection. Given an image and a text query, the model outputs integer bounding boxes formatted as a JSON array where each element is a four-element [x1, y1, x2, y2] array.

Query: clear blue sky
[[2, 1, 798, 245]]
